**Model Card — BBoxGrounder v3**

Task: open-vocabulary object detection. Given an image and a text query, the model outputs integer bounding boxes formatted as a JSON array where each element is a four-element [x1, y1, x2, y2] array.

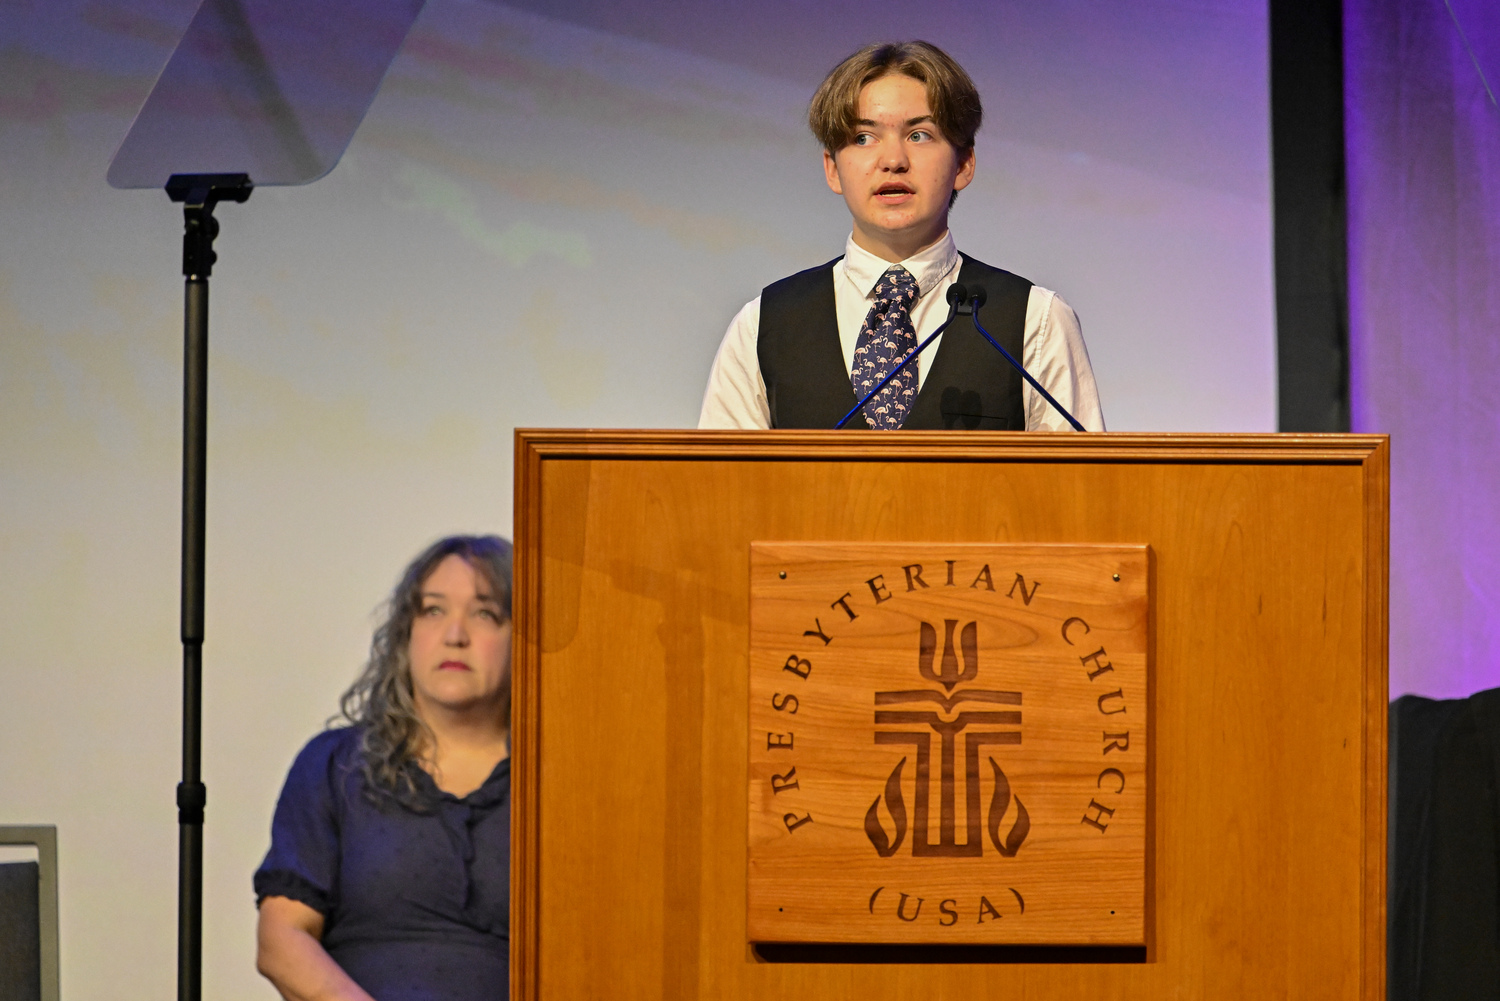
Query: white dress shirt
[[698, 232, 1105, 431]]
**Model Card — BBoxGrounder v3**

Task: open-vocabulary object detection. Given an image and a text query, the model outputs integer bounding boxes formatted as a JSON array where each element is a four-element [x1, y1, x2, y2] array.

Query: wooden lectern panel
[[746, 542, 1150, 945], [513, 431, 1387, 1001]]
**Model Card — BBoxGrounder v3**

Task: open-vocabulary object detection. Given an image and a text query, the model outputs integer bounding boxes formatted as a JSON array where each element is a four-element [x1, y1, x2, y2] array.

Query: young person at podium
[[253, 536, 513, 1001], [699, 41, 1105, 432]]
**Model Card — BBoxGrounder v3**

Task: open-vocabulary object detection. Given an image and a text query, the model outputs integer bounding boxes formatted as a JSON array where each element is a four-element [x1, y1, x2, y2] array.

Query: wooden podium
[[511, 431, 1387, 1000]]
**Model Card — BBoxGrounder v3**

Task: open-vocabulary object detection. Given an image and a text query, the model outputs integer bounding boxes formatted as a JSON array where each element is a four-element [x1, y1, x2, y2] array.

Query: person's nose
[[879, 141, 909, 172], [443, 613, 470, 646]]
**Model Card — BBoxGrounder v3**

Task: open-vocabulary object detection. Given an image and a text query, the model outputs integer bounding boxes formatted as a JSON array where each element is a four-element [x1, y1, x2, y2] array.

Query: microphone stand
[[968, 289, 1086, 432]]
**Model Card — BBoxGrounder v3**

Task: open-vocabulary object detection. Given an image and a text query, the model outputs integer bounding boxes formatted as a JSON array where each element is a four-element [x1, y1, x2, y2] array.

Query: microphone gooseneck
[[969, 295, 1087, 432], [835, 286, 967, 429]]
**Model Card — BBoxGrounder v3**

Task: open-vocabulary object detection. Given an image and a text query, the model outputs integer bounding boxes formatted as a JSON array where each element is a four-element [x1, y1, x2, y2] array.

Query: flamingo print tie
[[851, 266, 920, 430]]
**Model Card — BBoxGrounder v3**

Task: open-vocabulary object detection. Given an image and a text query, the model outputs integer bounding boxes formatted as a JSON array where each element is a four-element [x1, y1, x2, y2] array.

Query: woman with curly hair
[[254, 535, 513, 1001]]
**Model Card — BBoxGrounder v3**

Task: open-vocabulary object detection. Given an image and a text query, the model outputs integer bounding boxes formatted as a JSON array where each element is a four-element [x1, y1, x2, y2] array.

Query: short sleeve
[[253, 728, 352, 915]]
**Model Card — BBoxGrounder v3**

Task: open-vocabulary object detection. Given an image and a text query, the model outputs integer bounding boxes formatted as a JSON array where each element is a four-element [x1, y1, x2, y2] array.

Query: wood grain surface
[[747, 543, 1149, 944], [512, 430, 1388, 1001]]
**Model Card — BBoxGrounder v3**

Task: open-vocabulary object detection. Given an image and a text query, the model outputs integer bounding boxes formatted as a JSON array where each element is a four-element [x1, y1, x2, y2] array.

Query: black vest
[[757, 254, 1031, 430]]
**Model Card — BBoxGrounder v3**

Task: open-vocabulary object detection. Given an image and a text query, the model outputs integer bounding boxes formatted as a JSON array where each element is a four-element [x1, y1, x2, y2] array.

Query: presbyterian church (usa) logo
[[865, 618, 1030, 859], [747, 544, 1149, 945]]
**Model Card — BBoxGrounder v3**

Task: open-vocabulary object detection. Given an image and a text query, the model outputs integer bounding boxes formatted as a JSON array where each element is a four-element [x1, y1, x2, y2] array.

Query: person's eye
[[909, 130, 933, 143], [853, 132, 875, 146], [419, 604, 442, 617], [476, 608, 501, 622]]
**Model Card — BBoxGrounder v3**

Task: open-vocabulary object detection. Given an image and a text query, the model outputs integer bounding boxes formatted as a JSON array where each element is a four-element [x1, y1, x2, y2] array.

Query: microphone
[[835, 285, 969, 429], [966, 287, 1086, 432]]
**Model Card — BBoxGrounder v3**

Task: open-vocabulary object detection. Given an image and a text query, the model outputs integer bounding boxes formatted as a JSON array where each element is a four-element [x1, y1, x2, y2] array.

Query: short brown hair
[[809, 41, 983, 153]]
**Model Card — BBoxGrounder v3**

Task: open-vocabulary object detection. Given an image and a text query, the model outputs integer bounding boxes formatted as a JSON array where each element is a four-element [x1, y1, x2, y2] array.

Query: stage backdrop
[[1346, 0, 1500, 700], [0, 0, 1272, 997]]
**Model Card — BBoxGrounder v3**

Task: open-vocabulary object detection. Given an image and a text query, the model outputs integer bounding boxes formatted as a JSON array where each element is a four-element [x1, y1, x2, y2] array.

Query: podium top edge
[[513, 429, 1388, 465]]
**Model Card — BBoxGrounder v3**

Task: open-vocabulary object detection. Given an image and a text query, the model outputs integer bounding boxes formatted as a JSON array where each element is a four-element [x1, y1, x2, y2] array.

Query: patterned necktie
[[850, 266, 921, 430]]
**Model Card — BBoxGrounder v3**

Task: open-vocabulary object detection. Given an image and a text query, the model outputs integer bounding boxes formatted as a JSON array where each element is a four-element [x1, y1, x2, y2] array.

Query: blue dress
[[254, 727, 509, 1001]]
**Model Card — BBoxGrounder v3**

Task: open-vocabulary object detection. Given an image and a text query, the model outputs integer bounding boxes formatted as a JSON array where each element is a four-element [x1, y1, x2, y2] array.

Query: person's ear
[[952, 145, 976, 193], [823, 148, 844, 195]]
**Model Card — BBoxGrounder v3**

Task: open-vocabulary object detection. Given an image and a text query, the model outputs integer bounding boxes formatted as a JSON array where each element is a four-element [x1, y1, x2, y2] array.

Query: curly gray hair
[[339, 534, 513, 806]]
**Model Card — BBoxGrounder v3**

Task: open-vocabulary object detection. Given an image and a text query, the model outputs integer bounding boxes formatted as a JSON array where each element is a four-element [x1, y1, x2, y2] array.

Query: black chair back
[[0, 860, 41, 1001]]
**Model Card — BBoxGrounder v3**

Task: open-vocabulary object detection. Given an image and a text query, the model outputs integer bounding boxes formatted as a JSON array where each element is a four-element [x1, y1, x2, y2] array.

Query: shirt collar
[[840, 230, 960, 300], [411, 754, 511, 808]]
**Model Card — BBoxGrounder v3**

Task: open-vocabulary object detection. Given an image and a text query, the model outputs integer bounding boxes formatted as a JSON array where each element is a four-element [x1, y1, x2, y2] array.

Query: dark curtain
[[1389, 689, 1500, 999]]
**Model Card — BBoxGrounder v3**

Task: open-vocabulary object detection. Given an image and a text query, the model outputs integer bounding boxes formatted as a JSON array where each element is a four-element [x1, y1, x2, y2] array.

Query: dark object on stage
[[1270, 0, 1350, 432], [0, 827, 59, 1001], [1389, 688, 1500, 1000], [0, 863, 38, 1001], [106, 2, 426, 999]]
